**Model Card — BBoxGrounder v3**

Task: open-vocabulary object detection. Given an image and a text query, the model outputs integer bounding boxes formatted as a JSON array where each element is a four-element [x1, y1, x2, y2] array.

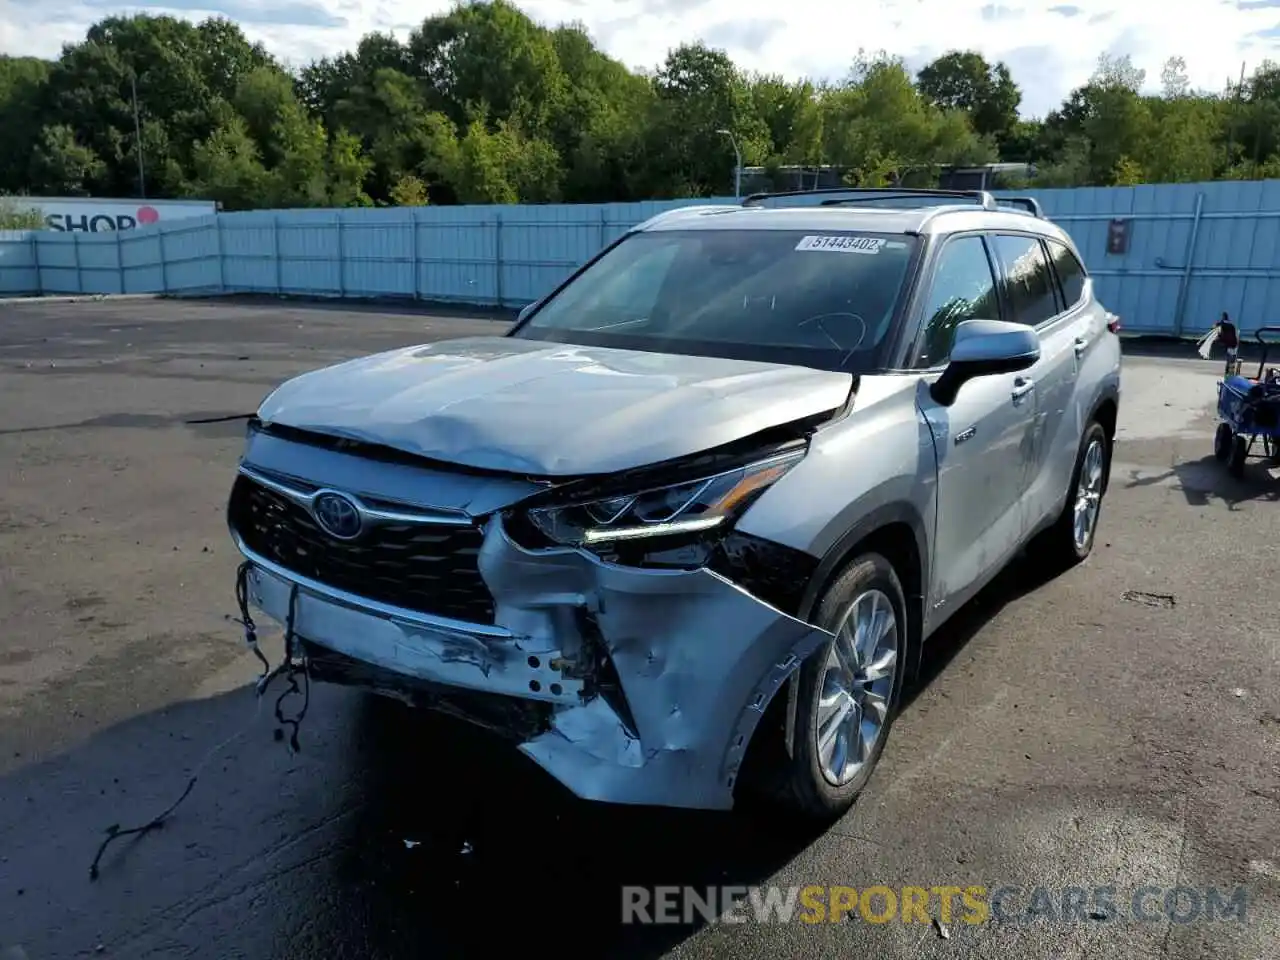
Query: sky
[[4, 0, 1280, 118]]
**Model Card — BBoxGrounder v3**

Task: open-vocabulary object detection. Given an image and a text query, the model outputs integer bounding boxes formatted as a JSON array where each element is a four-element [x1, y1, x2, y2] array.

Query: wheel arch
[[1088, 388, 1119, 494]]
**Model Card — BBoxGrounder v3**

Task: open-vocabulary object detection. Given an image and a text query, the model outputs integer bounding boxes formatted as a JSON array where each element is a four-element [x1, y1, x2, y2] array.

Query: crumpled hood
[[256, 336, 853, 475]]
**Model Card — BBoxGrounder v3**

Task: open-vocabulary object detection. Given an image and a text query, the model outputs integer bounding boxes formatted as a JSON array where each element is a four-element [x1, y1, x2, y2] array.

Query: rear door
[[988, 233, 1079, 535], [911, 233, 1039, 621], [1041, 238, 1110, 519]]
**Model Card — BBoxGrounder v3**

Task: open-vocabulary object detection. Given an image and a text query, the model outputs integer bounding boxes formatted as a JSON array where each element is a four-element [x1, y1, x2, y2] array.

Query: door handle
[[1074, 337, 1089, 355], [1011, 377, 1035, 402]]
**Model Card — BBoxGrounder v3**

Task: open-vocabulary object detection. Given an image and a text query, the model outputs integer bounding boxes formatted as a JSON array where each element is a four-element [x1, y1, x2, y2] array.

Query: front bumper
[[239, 517, 830, 811]]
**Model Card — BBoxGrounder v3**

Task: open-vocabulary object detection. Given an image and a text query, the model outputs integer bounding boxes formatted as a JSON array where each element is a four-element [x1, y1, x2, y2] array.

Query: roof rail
[[741, 186, 1000, 211], [996, 196, 1045, 218]]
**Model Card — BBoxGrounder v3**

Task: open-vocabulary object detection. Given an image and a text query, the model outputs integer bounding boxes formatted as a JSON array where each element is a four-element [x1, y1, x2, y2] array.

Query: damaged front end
[[228, 420, 833, 811]]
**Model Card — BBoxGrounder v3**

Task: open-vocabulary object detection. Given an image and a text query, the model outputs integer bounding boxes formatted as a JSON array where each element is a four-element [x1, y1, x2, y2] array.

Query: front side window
[[913, 235, 1000, 368], [511, 229, 919, 373], [992, 235, 1060, 326], [1045, 238, 1087, 309]]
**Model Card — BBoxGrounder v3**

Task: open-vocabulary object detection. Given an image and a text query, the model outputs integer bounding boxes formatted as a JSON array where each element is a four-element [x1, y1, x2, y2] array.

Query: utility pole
[[131, 72, 146, 198], [86, 35, 147, 197]]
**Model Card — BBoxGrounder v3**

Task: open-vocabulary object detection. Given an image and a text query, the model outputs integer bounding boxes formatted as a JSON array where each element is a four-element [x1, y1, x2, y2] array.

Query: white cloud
[[4, 0, 1280, 116]]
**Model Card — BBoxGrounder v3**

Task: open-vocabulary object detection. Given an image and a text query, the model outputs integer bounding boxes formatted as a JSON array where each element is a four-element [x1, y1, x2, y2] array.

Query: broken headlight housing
[[519, 448, 805, 566]]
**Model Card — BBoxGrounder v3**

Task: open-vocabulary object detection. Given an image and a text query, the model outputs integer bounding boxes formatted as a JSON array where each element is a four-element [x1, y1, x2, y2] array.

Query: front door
[[909, 234, 1039, 623]]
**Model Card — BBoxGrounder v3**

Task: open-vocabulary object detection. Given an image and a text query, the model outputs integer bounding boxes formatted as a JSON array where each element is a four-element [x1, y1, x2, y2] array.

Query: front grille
[[229, 474, 496, 624]]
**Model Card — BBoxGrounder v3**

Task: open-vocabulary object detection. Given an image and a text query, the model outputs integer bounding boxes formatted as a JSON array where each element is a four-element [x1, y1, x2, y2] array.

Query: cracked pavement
[[0, 299, 1277, 959]]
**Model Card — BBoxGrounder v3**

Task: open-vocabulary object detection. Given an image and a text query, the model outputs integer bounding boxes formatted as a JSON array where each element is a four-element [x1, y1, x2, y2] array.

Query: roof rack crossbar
[[996, 196, 1044, 218], [741, 186, 999, 211]]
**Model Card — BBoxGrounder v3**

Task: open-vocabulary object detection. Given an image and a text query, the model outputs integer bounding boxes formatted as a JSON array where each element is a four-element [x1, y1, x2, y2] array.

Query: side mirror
[[930, 319, 1040, 407], [516, 300, 540, 323]]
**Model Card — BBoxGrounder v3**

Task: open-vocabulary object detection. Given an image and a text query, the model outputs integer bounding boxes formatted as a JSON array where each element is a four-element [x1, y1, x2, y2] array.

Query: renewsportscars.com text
[[621, 884, 1251, 926]]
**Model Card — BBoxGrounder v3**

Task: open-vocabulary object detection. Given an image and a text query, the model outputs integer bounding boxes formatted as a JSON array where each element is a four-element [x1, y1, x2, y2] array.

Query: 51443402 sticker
[[794, 235, 887, 254]]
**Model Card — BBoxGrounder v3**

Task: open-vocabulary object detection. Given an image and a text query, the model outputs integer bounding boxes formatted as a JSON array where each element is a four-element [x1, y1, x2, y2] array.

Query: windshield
[[510, 228, 918, 373]]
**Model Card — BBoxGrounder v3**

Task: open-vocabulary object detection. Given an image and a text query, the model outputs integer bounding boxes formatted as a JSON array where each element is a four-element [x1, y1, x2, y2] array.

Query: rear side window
[[1045, 238, 1087, 309], [991, 235, 1060, 326]]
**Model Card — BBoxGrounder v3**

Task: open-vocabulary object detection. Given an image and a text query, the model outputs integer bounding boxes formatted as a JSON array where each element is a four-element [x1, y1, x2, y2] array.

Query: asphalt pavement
[[0, 297, 1277, 960]]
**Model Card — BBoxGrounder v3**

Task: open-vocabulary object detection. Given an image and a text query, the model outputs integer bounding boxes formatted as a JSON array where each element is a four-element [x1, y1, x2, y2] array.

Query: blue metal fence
[[5, 180, 1280, 336]]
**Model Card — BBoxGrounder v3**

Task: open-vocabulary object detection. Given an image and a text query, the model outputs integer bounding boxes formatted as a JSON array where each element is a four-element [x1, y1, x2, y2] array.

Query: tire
[[1214, 423, 1233, 462], [1263, 435, 1280, 464], [772, 552, 910, 821], [1032, 420, 1109, 570], [1228, 434, 1248, 478]]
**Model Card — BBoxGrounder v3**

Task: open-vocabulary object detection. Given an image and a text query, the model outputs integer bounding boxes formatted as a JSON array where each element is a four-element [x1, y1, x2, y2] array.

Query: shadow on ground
[[0, 558, 1072, 960], [1122, 454, 1280, 509], [902, 547, 1064, 711]]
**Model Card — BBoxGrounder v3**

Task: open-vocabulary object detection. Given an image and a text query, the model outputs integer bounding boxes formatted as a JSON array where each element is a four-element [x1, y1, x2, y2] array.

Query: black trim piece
[[707, 531, 819, 618], [795, 501, 930, 681], [798, 501, 930, 625], [881, 232, 932, 370], [573, 609, 639, 739]]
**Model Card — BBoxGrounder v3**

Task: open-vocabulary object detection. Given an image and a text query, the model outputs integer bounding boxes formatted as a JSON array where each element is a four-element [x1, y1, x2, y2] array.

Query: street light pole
[[716, 129, 742, 198]]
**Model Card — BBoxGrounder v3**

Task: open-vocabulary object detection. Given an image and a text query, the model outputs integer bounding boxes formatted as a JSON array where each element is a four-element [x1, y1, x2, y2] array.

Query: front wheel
[[771, 553, 909, 821]]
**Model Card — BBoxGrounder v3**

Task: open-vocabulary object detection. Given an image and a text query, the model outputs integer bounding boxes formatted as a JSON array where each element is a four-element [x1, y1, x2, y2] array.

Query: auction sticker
[[795, 235, 885, 254]]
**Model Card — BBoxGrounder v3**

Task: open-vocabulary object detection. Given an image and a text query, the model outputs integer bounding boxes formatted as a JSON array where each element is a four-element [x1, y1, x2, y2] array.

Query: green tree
[[326, 129, 374, 206], [407, 0, 567, 136], [452, 116, 561, 204], [916, 51, 1021, 143], [389, 174, 429, 205], [6, 6, 1279, 209], [548, 23, 654, 201], [29, 124, 105, 195], [0, 57, 52, 192], [645, 43, 770, 196], [330, 68, 459, 201], [822, 54, 993, 185], [188, 109, 269, 209]]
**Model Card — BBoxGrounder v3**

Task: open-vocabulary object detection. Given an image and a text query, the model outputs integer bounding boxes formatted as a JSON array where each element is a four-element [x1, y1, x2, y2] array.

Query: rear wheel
[[772, 553, 909, 821], [1214, 423, 1233, 462], [1031, 420, 1108, 570], [1228, 435, 1248, 478]]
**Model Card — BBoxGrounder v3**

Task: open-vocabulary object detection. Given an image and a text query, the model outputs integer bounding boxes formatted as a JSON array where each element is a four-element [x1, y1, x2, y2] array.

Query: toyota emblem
[[312, 491, 363, 540]]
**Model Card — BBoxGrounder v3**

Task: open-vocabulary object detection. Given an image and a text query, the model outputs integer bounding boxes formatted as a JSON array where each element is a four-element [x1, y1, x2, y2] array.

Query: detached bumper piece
[[238, 511, 830, 811]]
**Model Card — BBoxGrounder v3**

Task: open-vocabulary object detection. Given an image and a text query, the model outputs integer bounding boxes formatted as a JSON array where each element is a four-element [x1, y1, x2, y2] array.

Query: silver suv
[[228, 188, 1121, 820]]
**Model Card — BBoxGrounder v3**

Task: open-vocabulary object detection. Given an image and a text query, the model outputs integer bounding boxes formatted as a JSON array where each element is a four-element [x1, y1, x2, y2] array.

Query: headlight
[[524, 449, 804, 549]]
